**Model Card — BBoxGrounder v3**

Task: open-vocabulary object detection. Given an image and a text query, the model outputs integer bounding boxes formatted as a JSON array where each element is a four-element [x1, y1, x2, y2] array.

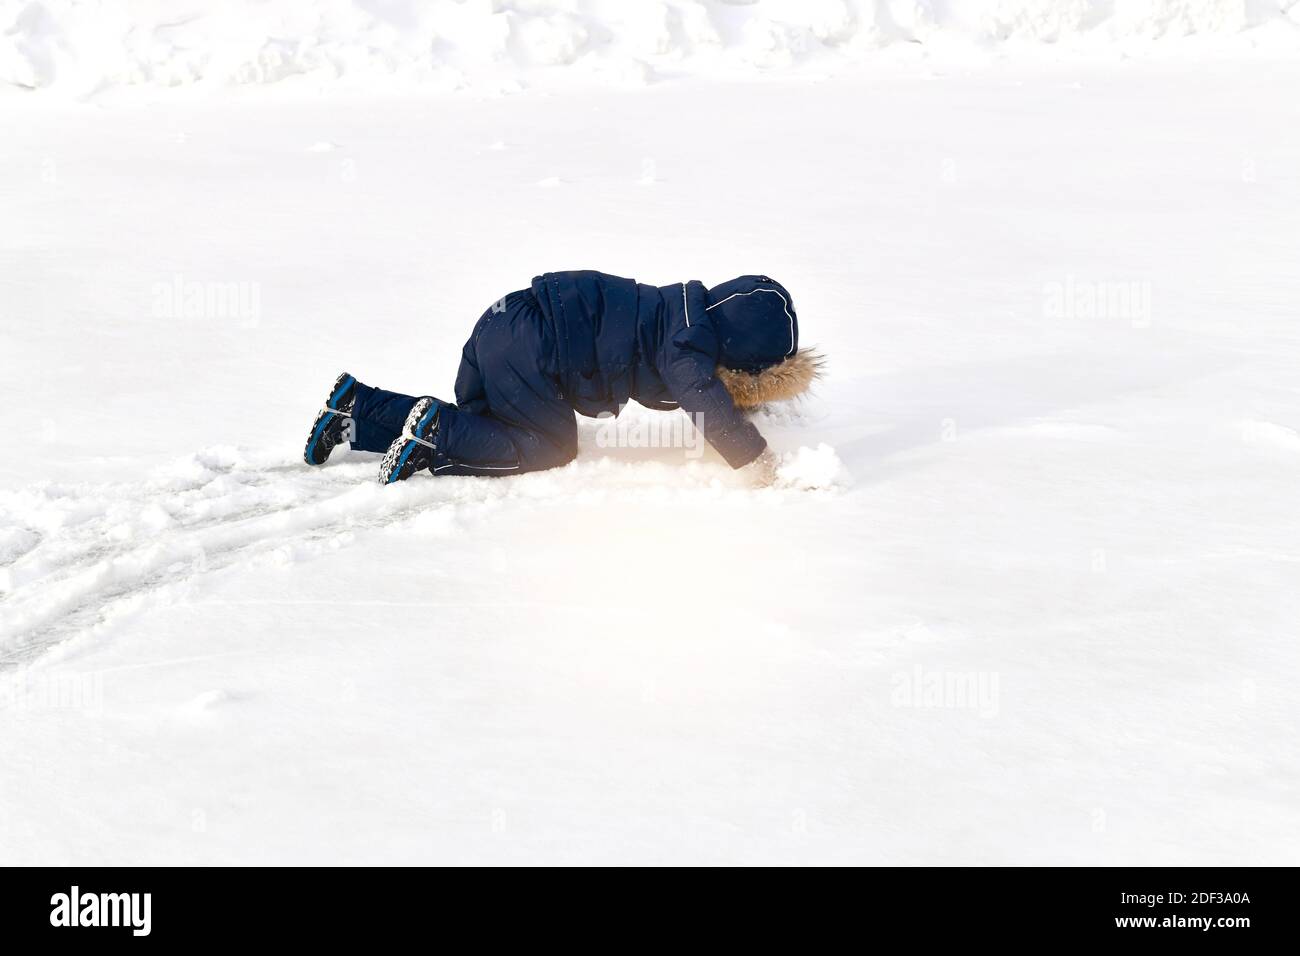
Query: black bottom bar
[[0, 866, 1288, 944]]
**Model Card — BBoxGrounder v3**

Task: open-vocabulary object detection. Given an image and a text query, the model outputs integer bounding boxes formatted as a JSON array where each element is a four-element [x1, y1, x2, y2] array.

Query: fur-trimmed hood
[[718, 348, 824, 409], [705, 274, 819, 408]]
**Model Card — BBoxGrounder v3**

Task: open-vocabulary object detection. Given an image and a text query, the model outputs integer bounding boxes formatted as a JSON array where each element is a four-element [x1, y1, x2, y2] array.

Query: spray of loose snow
[[775, 443, 850, 490]]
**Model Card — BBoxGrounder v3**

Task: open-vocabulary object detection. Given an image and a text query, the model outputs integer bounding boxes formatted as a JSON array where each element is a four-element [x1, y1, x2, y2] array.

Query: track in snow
[[0, 423, 840, 669]]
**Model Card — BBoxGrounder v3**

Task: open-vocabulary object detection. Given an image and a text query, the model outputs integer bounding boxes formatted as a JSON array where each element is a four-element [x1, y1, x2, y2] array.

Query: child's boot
[[303, 372, 358, 465], [378, 397, 442, 484]]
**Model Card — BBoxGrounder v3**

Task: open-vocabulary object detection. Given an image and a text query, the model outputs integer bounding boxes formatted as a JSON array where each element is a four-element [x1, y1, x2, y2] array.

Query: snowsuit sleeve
[[659, 281, 767, 469]]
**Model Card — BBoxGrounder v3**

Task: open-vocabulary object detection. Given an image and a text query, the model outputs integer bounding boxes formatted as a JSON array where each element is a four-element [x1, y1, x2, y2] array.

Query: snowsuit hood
[[706, 275, 798, 372], [706, 275, 822, 409]]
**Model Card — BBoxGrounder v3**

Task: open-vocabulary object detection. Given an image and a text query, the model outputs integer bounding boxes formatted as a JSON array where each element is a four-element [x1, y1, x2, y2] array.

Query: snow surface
[[2, 9, 1300, 865]]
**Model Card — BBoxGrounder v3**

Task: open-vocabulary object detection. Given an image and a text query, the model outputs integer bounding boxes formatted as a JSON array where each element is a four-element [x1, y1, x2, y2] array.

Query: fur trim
[[717, 348, 824, 409]]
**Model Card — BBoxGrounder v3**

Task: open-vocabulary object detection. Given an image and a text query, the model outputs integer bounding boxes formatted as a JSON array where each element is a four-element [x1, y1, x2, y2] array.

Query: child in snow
[[303, 271, 820, 484]]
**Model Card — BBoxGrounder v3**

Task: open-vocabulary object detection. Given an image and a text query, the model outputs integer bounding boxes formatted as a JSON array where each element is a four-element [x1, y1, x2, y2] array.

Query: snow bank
[[2, 0, 1298, 96]]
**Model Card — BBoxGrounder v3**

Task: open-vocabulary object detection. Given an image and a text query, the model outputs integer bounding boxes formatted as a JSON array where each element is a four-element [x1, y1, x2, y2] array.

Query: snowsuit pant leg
[[348, 383, 419, 453], [433, 293, 577, 476], [346, 293, 576, 475]]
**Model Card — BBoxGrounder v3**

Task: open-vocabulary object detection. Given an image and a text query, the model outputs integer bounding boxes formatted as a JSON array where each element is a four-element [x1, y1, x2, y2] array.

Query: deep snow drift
[[2, 29, 1300, 863]]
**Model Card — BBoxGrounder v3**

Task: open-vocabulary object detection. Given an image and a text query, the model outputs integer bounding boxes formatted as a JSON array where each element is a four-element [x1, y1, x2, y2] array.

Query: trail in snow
[[1, 451, 386, 666], [0, 419, 845, 669]]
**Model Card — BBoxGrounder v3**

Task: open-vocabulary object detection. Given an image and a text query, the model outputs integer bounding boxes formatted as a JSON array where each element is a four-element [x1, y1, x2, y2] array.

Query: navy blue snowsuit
[[348, 271, 798, 475]]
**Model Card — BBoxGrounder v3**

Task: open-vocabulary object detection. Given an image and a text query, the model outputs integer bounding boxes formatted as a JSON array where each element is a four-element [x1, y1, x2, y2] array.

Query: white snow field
[[3, 4, 1300, 865]]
